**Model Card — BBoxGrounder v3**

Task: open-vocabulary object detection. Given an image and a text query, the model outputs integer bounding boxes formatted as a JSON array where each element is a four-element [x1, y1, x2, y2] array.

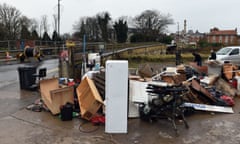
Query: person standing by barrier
[[175, 50, 182, 65], [192, 52, 202, 66], [209, 49, 216, 60]]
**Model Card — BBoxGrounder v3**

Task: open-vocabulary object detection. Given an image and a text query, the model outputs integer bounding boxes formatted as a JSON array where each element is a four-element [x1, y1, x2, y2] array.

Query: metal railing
[[0, 40, 164, 59]]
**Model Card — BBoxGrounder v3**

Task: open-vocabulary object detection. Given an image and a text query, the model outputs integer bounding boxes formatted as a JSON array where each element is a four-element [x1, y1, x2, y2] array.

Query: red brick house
[[207, 27, 238, 45]]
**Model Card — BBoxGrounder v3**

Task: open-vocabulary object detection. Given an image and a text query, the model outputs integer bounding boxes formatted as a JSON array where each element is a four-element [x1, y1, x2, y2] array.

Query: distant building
[[173, 20, 204, 46], [187, 30, 205, 43], [172, 30, 204, 46], [206, 27, 238, 45]]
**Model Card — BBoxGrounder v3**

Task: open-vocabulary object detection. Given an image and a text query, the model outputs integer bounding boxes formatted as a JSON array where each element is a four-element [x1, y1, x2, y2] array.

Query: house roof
[[209, 29, 237, 36]]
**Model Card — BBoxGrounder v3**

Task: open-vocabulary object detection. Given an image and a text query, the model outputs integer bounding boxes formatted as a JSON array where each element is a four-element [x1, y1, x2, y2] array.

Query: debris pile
[[25, 60, 240, 135], [130, 61, 240, 113]]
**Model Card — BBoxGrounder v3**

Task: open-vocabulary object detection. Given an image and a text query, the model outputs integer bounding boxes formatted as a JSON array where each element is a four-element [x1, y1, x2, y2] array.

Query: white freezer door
[[105, 60, 128, 133]]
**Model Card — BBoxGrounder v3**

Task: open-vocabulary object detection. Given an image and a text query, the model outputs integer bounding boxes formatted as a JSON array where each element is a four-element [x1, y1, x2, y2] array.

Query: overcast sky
[[1, 0, 240, 34]]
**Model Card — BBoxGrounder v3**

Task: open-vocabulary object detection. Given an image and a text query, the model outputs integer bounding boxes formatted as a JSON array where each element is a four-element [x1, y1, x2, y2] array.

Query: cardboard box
[[40, 78, 74, 115], [76, 77, 103, 120]]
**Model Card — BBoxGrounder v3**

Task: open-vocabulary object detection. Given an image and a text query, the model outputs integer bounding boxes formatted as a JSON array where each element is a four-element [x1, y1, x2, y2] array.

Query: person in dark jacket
[[209, 49, 216, 60], [175, 50, 182, 65], [192, 52, 202, 66]]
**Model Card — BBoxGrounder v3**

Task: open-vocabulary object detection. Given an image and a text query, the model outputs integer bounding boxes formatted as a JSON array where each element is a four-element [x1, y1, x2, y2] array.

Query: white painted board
[[183, 102, 234, 113]]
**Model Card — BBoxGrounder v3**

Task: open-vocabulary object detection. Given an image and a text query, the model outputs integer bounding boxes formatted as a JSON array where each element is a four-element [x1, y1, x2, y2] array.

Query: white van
[[216, 46, 240, 65]]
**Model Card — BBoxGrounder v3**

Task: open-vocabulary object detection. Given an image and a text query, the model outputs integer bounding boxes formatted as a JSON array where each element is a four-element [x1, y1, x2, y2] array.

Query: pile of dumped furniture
[[38, 76, 104, 122], [133, 61, 239, 109], [29, 59, 240, 135], [124, 61, 239, 135]]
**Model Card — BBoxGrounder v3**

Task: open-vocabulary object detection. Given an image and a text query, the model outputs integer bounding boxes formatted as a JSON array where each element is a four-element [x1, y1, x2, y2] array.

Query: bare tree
[[0, 23, 6, 40], [38, 18, 43, 38], [73, 16, 100, 41], [0, 3, 22, 39], [86, 17, 100, 41], [41, 15, 49, 33], [20, 16, 31, 28], [134, 10, 174, 35], [52, 14, 58, 32], [29, 18, 39, 33], [73, 17, 86, 39], [18, 16, 40, 40], [97, 12, 111, 42], [114, 19, 128, 43], [38, 15, 49, 39]]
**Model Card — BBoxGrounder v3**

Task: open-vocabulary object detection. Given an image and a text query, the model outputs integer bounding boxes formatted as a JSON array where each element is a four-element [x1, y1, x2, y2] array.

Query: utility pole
[[177, 22, 179, 44], [58, 0, 65, 78], [58, 0, 60, 37]]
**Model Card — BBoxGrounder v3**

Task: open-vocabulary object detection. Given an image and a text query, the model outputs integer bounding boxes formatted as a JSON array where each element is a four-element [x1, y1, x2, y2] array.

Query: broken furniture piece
[[139, 83, 189, 136], [39, 78, 74, 115], [76, 76, 103, 121]]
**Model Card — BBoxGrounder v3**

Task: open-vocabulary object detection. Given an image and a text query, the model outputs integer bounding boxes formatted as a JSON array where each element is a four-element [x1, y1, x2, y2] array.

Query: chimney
[[184, 19, 187, 34]]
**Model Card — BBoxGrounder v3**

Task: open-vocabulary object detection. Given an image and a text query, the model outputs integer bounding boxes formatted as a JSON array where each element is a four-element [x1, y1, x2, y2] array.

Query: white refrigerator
[[105, 60, 128, 133]]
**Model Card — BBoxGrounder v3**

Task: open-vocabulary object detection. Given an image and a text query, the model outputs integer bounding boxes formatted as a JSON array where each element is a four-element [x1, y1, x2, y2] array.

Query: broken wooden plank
[[191, 79, 217, 103]]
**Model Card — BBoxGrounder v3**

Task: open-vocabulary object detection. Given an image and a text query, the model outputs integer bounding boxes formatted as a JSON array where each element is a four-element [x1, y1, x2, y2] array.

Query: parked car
[[216, 46, 240, 65]]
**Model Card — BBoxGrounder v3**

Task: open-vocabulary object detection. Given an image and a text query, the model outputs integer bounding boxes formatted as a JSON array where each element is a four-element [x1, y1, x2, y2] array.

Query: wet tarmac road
[[0, 59, 59, 88], [1, 60, 240, 144]]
